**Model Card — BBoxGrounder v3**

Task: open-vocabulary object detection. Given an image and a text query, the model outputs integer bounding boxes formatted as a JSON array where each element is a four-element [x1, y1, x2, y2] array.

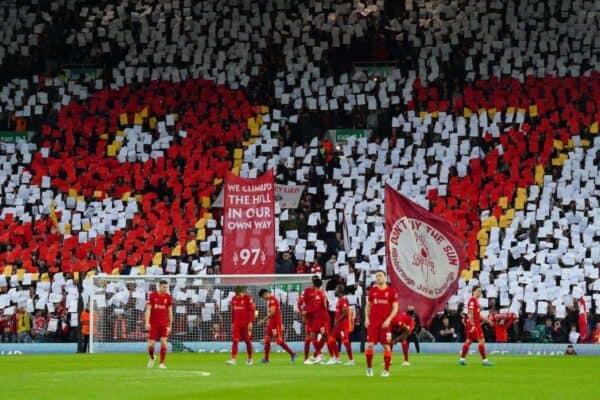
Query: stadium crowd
[[0, 0, 599, 346]]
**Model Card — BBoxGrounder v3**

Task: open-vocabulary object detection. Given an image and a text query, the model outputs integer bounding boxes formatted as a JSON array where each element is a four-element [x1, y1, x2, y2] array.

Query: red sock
[[264, 341, 271, 361], [478, 343, 486, 359], [365, 348, 374, 368], [304, 338, 311, 360], [312, 338, 321, 357], [231, 341, 238, 359], [461, 342, 470, 358], [159, 343, 167, 363], [402, 340, 409, 362], [148, 345, 155, 359], [277, 340, 295, 356], [383, 350, 392, 372], [343, 340, 353, 360], [245, 340, 253, 359]]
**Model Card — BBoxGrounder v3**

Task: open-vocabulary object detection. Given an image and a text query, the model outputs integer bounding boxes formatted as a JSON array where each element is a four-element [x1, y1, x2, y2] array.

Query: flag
[[385, 184, 468, 325], [222, 170, 275, 274], [342, 212, 351, 253], [49, 200, 59, 230]]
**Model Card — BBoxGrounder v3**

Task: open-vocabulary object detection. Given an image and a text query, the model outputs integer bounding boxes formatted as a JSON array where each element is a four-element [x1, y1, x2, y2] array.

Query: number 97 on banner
[[232, 248, 266, 266]]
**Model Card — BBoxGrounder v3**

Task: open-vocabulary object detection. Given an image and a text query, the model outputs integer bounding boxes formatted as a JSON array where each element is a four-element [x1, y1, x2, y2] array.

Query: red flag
[[222, 170, 275, 274], [385, 184, 467, 325]]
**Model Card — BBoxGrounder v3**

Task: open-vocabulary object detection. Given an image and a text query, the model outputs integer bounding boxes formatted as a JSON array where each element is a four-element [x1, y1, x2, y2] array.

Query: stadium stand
[[0, 0, 598, 344]]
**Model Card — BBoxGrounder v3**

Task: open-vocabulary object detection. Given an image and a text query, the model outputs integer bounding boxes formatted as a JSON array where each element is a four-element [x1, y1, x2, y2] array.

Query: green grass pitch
[[3, 352, 598, 400]]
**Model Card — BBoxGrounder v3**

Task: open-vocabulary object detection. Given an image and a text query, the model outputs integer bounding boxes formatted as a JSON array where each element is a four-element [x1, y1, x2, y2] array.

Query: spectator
[[565, 344, 577, 356], [543, 319, 554, 342], [324, 254, 337, 278], [407, 305, 422, 353], [436, 317, 457, 342], [32, 311, 47, 343], [309, 262, 323, 276], [0, 311, 9, 342], [58, 313, 71, 342], [210, 323, 226, 341], [16, 308, 32, 343], [275, 251, 295, 274], [490, 313, 517, 343], [552, 321, 566, 343], [591, 323, 600, 344], [80, 307, 90, 352], [568, 325, 580, 345], [523, 313, 537, 340], [113, 313, 127, 341], [295, 261, 308, 274]]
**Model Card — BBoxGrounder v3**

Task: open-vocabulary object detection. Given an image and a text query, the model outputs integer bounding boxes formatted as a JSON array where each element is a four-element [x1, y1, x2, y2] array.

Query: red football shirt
[[231, 294, 255, 325], [467, 297, 481, 326], [392, 312, 414, 331], [368, 286, 398, 324], [267, 296, 282, 325], [298, 287, 316, 316], [147, 291, 172, 327], [312, 289, 329, 320], [335, 296, 349, 324]]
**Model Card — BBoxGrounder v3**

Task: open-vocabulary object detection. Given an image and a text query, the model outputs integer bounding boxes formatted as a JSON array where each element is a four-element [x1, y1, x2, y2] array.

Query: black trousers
[[407, 332, 420, 353]]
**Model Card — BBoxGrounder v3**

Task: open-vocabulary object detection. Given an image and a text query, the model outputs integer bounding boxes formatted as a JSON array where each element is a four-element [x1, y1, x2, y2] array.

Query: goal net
[[89, 274, 315, 353]]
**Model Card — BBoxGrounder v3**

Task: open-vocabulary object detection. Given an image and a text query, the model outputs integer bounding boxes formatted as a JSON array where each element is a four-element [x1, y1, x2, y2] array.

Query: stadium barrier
[[2, 342, 599, 356]]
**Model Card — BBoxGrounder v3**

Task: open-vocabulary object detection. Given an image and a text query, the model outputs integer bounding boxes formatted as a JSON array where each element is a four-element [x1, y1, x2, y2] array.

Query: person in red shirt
[[459, 286, 494, 366], [297, 276, 319, 362], [226, 286, 256, 365], [258, 289, 297, 364], [490, 312, 517, 343], [577, 295, 588, 343], [591, 322, 600, 344], [326, 284, 354, 365], [145, 280, 173, 369], [365, 270, 399, 377], [391, 312, 415, 366], [306, 278, 334, 364]]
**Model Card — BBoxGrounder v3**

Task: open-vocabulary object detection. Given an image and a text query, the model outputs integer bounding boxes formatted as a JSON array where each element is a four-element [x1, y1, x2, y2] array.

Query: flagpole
[[360, 268, 367, 353]]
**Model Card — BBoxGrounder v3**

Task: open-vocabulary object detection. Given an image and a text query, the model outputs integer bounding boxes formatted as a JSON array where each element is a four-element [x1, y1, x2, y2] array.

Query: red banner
[[222, 170, 275, 274], [385, 185, 467, 325]]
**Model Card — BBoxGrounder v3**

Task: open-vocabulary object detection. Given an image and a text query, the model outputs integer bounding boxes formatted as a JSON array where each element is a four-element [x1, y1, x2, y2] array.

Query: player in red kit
[[365, 270, 398, 377], [305, 278, 334, 364], [258, 289, 297, 363], [226, 286, 256, 365], [145, 280, 173, 369], [326, 284, 354, 365], [297, 275, 320, 363], [459, 286, 494, 366], [391, 312, 415, 366], [577, 295, 588, 343]]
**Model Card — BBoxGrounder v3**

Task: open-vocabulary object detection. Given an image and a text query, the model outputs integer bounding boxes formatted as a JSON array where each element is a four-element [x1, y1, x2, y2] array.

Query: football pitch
[[3, 352, 598, 400]]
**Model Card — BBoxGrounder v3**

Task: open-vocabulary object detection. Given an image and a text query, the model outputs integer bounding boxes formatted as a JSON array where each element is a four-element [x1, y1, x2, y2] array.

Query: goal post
[[89, 274, 315, 354]]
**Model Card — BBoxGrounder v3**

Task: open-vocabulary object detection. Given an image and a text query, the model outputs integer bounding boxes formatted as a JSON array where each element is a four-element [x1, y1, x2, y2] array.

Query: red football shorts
[[149, 325, 169, 341], [466, 324, 484, 341], [311, 316, 330, 336], [330, 323, 350, 341], [232, 323, 252, 342], [393, 324, 413, 338], [265, 322, 282, 341], [304, 316, 314, 335], [366, 321, 391, 345]]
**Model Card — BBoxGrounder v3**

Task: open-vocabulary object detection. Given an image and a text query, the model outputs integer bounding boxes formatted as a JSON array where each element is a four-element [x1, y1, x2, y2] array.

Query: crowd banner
[[213, 183, 304, 209], [385, 184, 468, 325], [222, 170, 275, 274]]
